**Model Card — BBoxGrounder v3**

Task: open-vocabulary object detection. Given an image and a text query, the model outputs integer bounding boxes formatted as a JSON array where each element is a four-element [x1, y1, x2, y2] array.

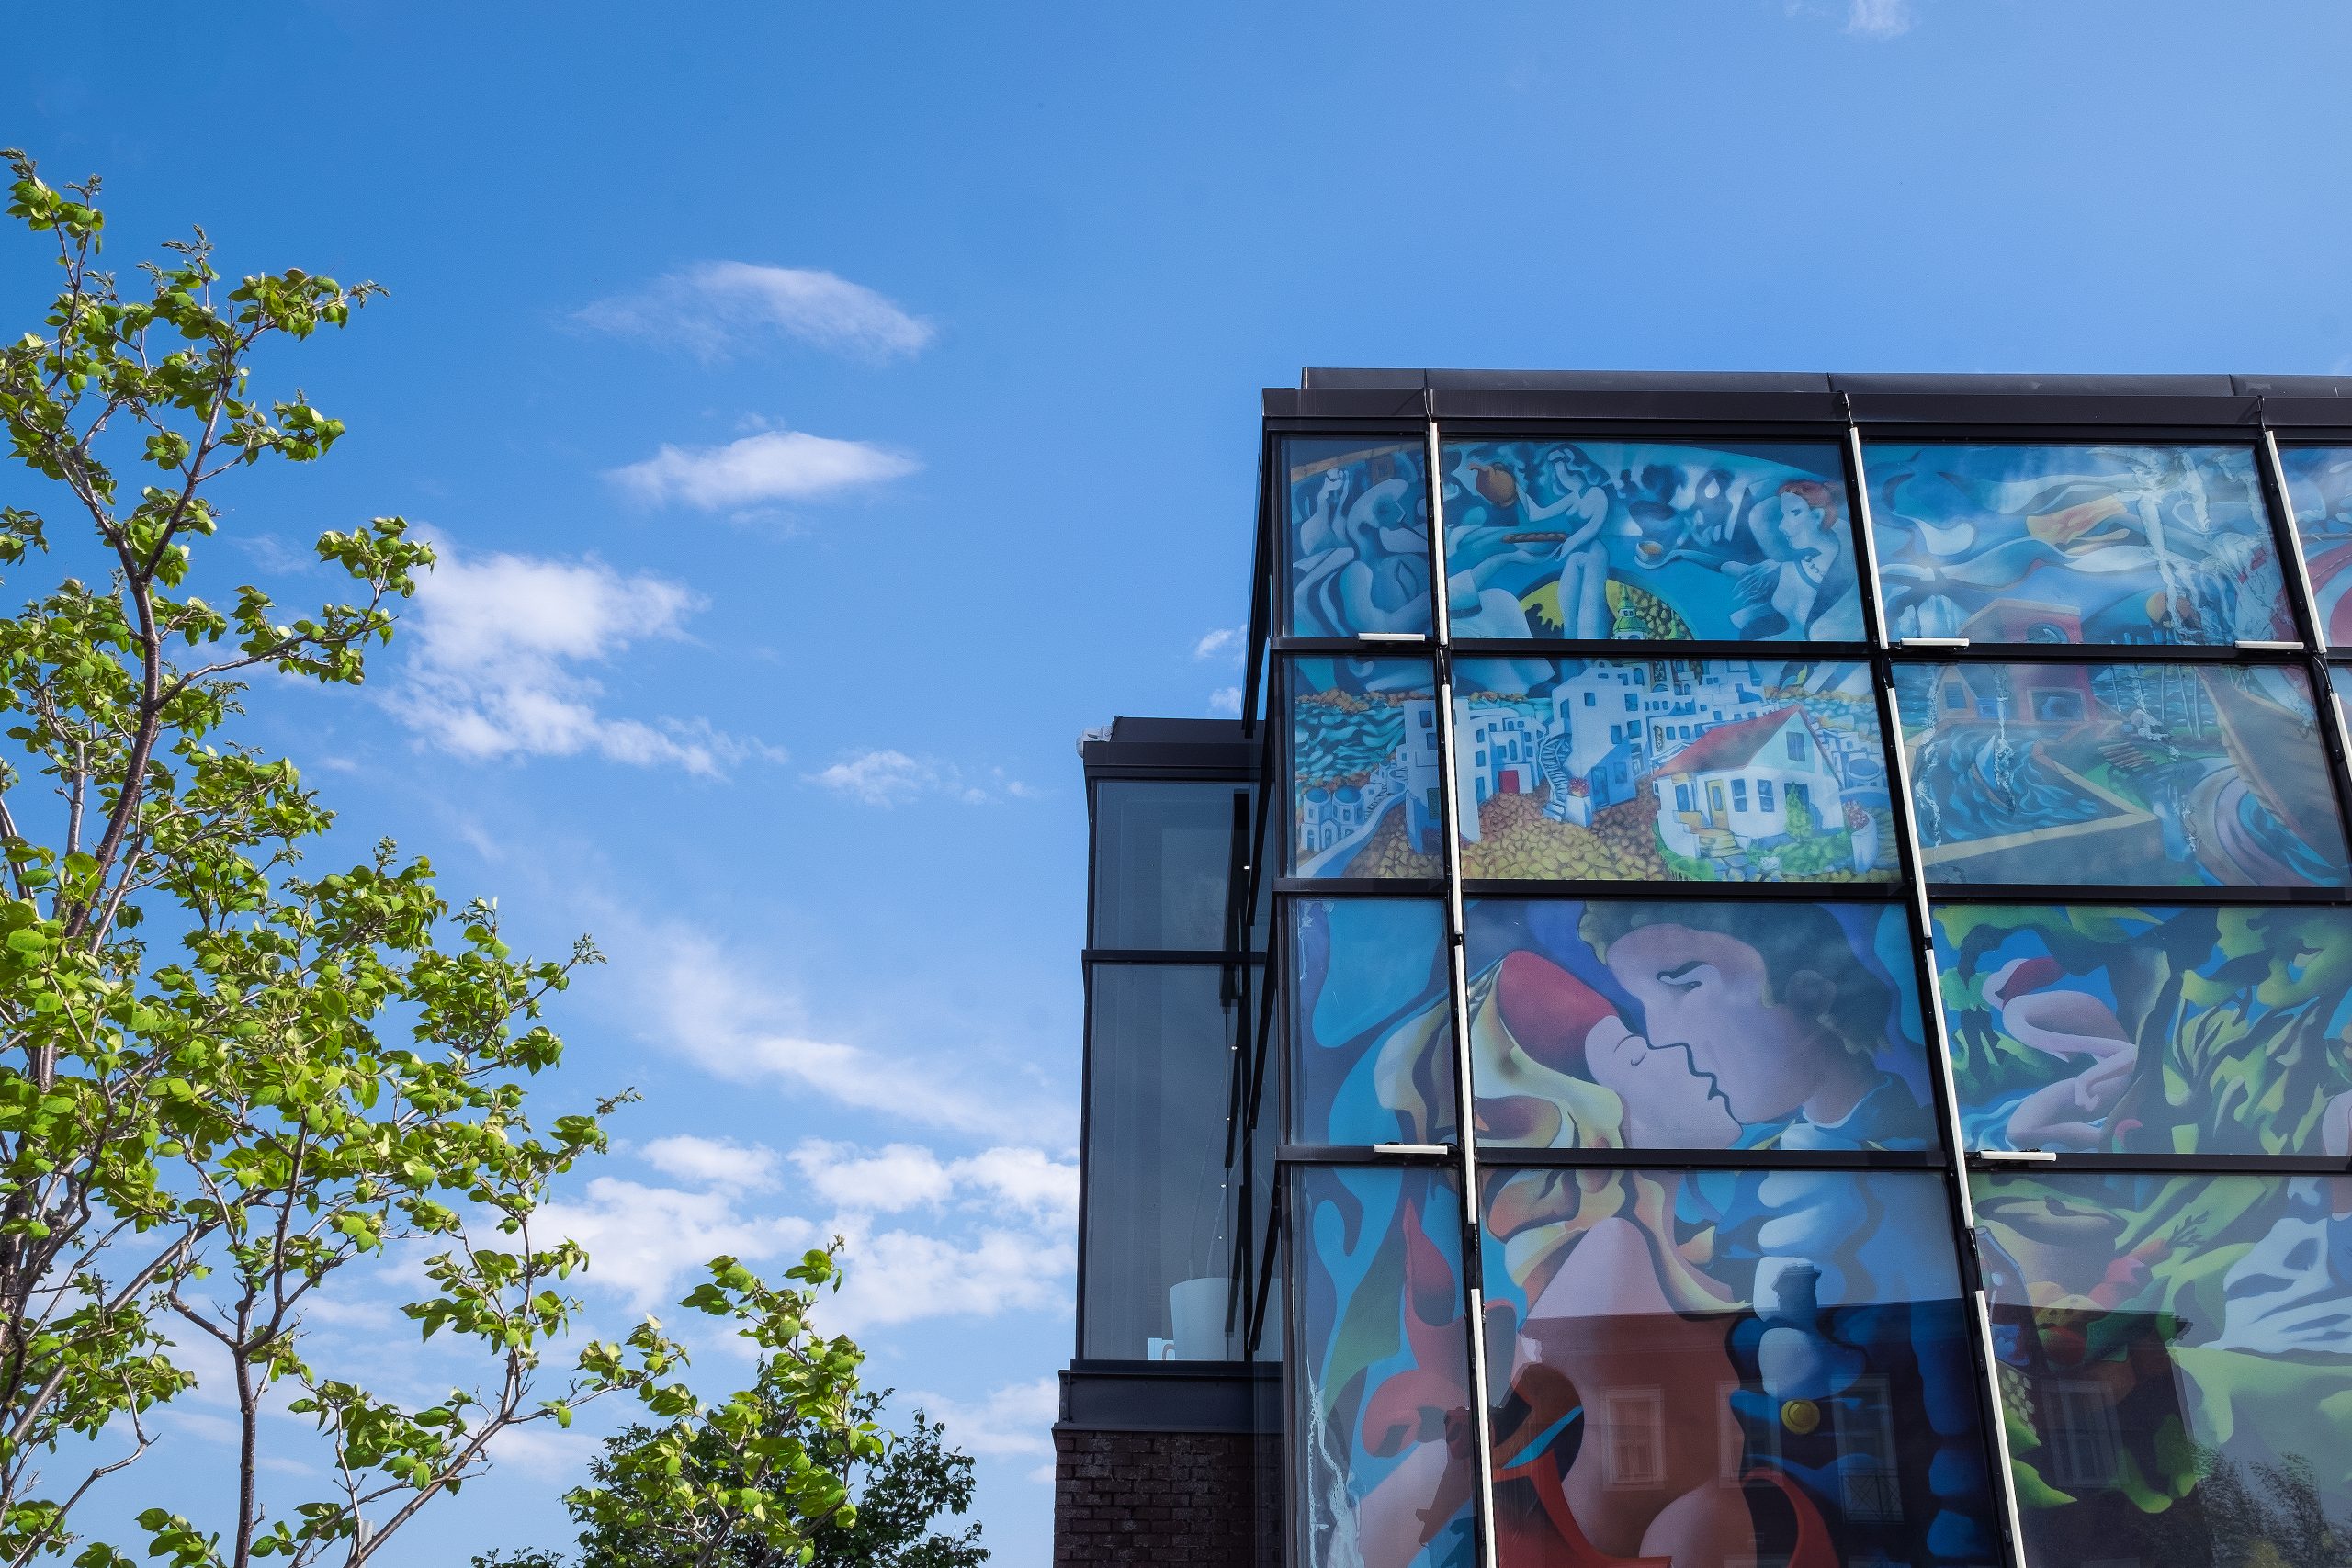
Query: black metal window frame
[[1249, 398, 2352, 1568]]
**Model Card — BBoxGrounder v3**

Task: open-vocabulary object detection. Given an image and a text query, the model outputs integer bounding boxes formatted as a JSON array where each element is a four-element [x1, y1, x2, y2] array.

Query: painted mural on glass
[[1286, 437, 1435, 638], [1976, 1170, 2352, 1568], [1295, 1166, 1476, 1568], [1438, 439, 1864, 642], [1435, 899, 1937, 1152], [2278, 445, 2352, 645], [1289, 657, 1442, 878], [1866, 443, 2292, 645], [1479, 1167, 1996, 1568], [1894, 661, 2350, 888], [1451, 657, 1895, 883], [1932, 905, 2352, 1157], [1288, 899, 1455, 1145]]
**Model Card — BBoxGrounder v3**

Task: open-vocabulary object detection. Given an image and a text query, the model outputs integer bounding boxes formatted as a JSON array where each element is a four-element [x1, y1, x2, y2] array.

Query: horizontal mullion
[[1272, 876, 1448, 897], [1882, 641, 2312, 665], [1081, 949, 1264, 966], [1446, 638, 1874, 660], [1920, 881, 2352, 906], [1476, 1146, 1947, 1171], [1966, 1152, 2352, 1177], [1278, 1143, 1461, 1166], [1460, 877, 1904, 902]]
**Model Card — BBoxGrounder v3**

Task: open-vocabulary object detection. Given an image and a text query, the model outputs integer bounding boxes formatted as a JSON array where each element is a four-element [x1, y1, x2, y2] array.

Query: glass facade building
[[1058, 372, 2352, 1568]]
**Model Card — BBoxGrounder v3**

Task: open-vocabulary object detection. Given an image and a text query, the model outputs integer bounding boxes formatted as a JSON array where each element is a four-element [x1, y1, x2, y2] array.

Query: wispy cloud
[[1845, 0, 1911, 36], [1208, 686, 1242, 716], [1193, 626, 1243, 661], [390, 537, 774, 776], [550, 1135, 1075, 1330], [578, 262, 933, 363], [908, 1377, 1059, 1466], [806, 749, 1034, 807], [607, 428, 917, 513], [635, 927, 1043, 1135]]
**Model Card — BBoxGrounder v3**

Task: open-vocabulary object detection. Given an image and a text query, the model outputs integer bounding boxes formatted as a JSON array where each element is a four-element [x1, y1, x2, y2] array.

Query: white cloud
[[578, 262, 933, 363], [807, 750, 1032, 807], [827, 1220, 1068, 1331], [537, 1175, 818, 1311], [1846, 0, 1911, 36], [1193, 626, 1243, 661], [1208, 686, 1242, 716], [639, 1134, 780, 1191], [907, 1376, 1058, 1461], [791, 1141, 955, 1212], [639, 928, 1036, 1134], [392, 538, 768, 776], [952, 1145, 1080, 1230], [607, 429, 918, 513]]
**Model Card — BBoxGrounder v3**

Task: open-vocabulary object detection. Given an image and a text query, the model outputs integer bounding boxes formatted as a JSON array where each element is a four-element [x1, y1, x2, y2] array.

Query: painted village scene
[[1895, 661, 2352, 888], [1290, 657, 1895, 883]]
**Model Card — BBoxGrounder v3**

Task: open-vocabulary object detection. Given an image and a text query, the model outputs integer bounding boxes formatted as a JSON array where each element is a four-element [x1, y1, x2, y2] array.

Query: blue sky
[[10, 0, 2352, 1562]]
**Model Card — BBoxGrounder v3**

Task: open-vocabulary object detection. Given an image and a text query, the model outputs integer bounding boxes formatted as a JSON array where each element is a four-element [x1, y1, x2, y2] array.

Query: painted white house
[[1648, 705, 1845, 861]]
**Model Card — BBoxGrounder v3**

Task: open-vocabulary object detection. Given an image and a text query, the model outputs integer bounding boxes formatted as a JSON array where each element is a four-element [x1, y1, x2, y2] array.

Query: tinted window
[[1092, 780, 1247, 950]]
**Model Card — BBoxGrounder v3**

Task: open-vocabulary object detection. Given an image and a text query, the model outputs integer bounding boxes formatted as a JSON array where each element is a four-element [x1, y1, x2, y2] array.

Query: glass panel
[[1289, 656, 1443, 878], [1453, 657, 1896, 884], [1284, 436, 1435, 637], [1865, 442, 2292, 646], [1480, 1167, 1996, 1568], [2278, 446, 2352, 644], [1464, 899, 1937, 1152], [1975, 1170, 2352, 1568], [1933, 903, 2352, 1156], [1288, 898, 1455, 1145], [1091, 779, 1248, 950], [1082, 965, 1243, 1360], [1293, 1165, 1476, 1568], [1438, 438, 1865, 642], [1895, 661, 2350, 888]]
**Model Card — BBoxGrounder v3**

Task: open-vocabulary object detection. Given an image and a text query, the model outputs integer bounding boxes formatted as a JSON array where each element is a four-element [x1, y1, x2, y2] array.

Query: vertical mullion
[[1854, 421, 2030, 1568], [2265, 426, 2329, 655], [1424, 412, 1499, 1568]]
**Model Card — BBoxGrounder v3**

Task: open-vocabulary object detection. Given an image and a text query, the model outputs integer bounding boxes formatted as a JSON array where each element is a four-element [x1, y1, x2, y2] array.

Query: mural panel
[[1295, 1165, 1476, 1568], [1288, 657, 1442, 879], [1286, 437, 1435, 638], [1288, 898, 1456, 1146], [1439, 439, 1864, 642], [1932, 904, 2352, 1156], [2278, 445, 2352, 645], [1460, 900, 1936, 1152], [1479, 1167, 1997, 1568], [1451, 657, 1895, 883], [1865, 443, 2292, 646], [1975, 1170, 2352, 1568], [1894, 661, 2350, 888]]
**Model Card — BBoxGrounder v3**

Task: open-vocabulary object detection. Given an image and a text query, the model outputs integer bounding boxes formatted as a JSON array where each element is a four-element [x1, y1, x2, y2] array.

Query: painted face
[[1602, 922, 1827, 1126], [1777, 492, 1826, 545], [1582, 1011, 1740, 1148]]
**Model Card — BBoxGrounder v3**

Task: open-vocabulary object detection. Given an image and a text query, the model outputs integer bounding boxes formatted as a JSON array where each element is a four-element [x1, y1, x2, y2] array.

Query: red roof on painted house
[[1648, 705, 1815, 778]]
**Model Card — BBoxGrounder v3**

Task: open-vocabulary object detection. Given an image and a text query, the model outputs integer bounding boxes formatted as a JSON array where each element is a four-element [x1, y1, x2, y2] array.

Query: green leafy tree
[[0, 153, 877, 1567], [469, 1382, 985, 1568]]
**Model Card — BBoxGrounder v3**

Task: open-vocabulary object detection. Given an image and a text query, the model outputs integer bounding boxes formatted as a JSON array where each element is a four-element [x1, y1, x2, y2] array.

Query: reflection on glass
[[1439, 439, 1864, 642], [1295, 1166, 1476, 1568], [2278, 446, 2352, 645], [1288, 899, 1454, 1145], [1461, 900, 1935, 1151], [1082, 965, 1242, 1361], [1286, 437, 1435, 638], [1479, 1167, 1995, 1568], [1933, 904, 2352, 1156], [1288, 657, 1442, 878], [1895, 661, 2350, 888], [1091, 780, 1249, 950], [1451, 657, 1895, 883], [1975, 1170, 2352, 1568], [1865, 443, 2292, 646]]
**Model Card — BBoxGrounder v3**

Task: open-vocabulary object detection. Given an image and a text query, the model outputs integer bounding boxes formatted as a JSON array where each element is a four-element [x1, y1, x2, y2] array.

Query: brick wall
[[1051, 1427, 1277, 1565]]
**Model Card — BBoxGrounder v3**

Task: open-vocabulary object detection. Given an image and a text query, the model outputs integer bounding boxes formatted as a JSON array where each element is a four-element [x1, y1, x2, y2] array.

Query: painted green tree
[[0, 153, 877, 1566]]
